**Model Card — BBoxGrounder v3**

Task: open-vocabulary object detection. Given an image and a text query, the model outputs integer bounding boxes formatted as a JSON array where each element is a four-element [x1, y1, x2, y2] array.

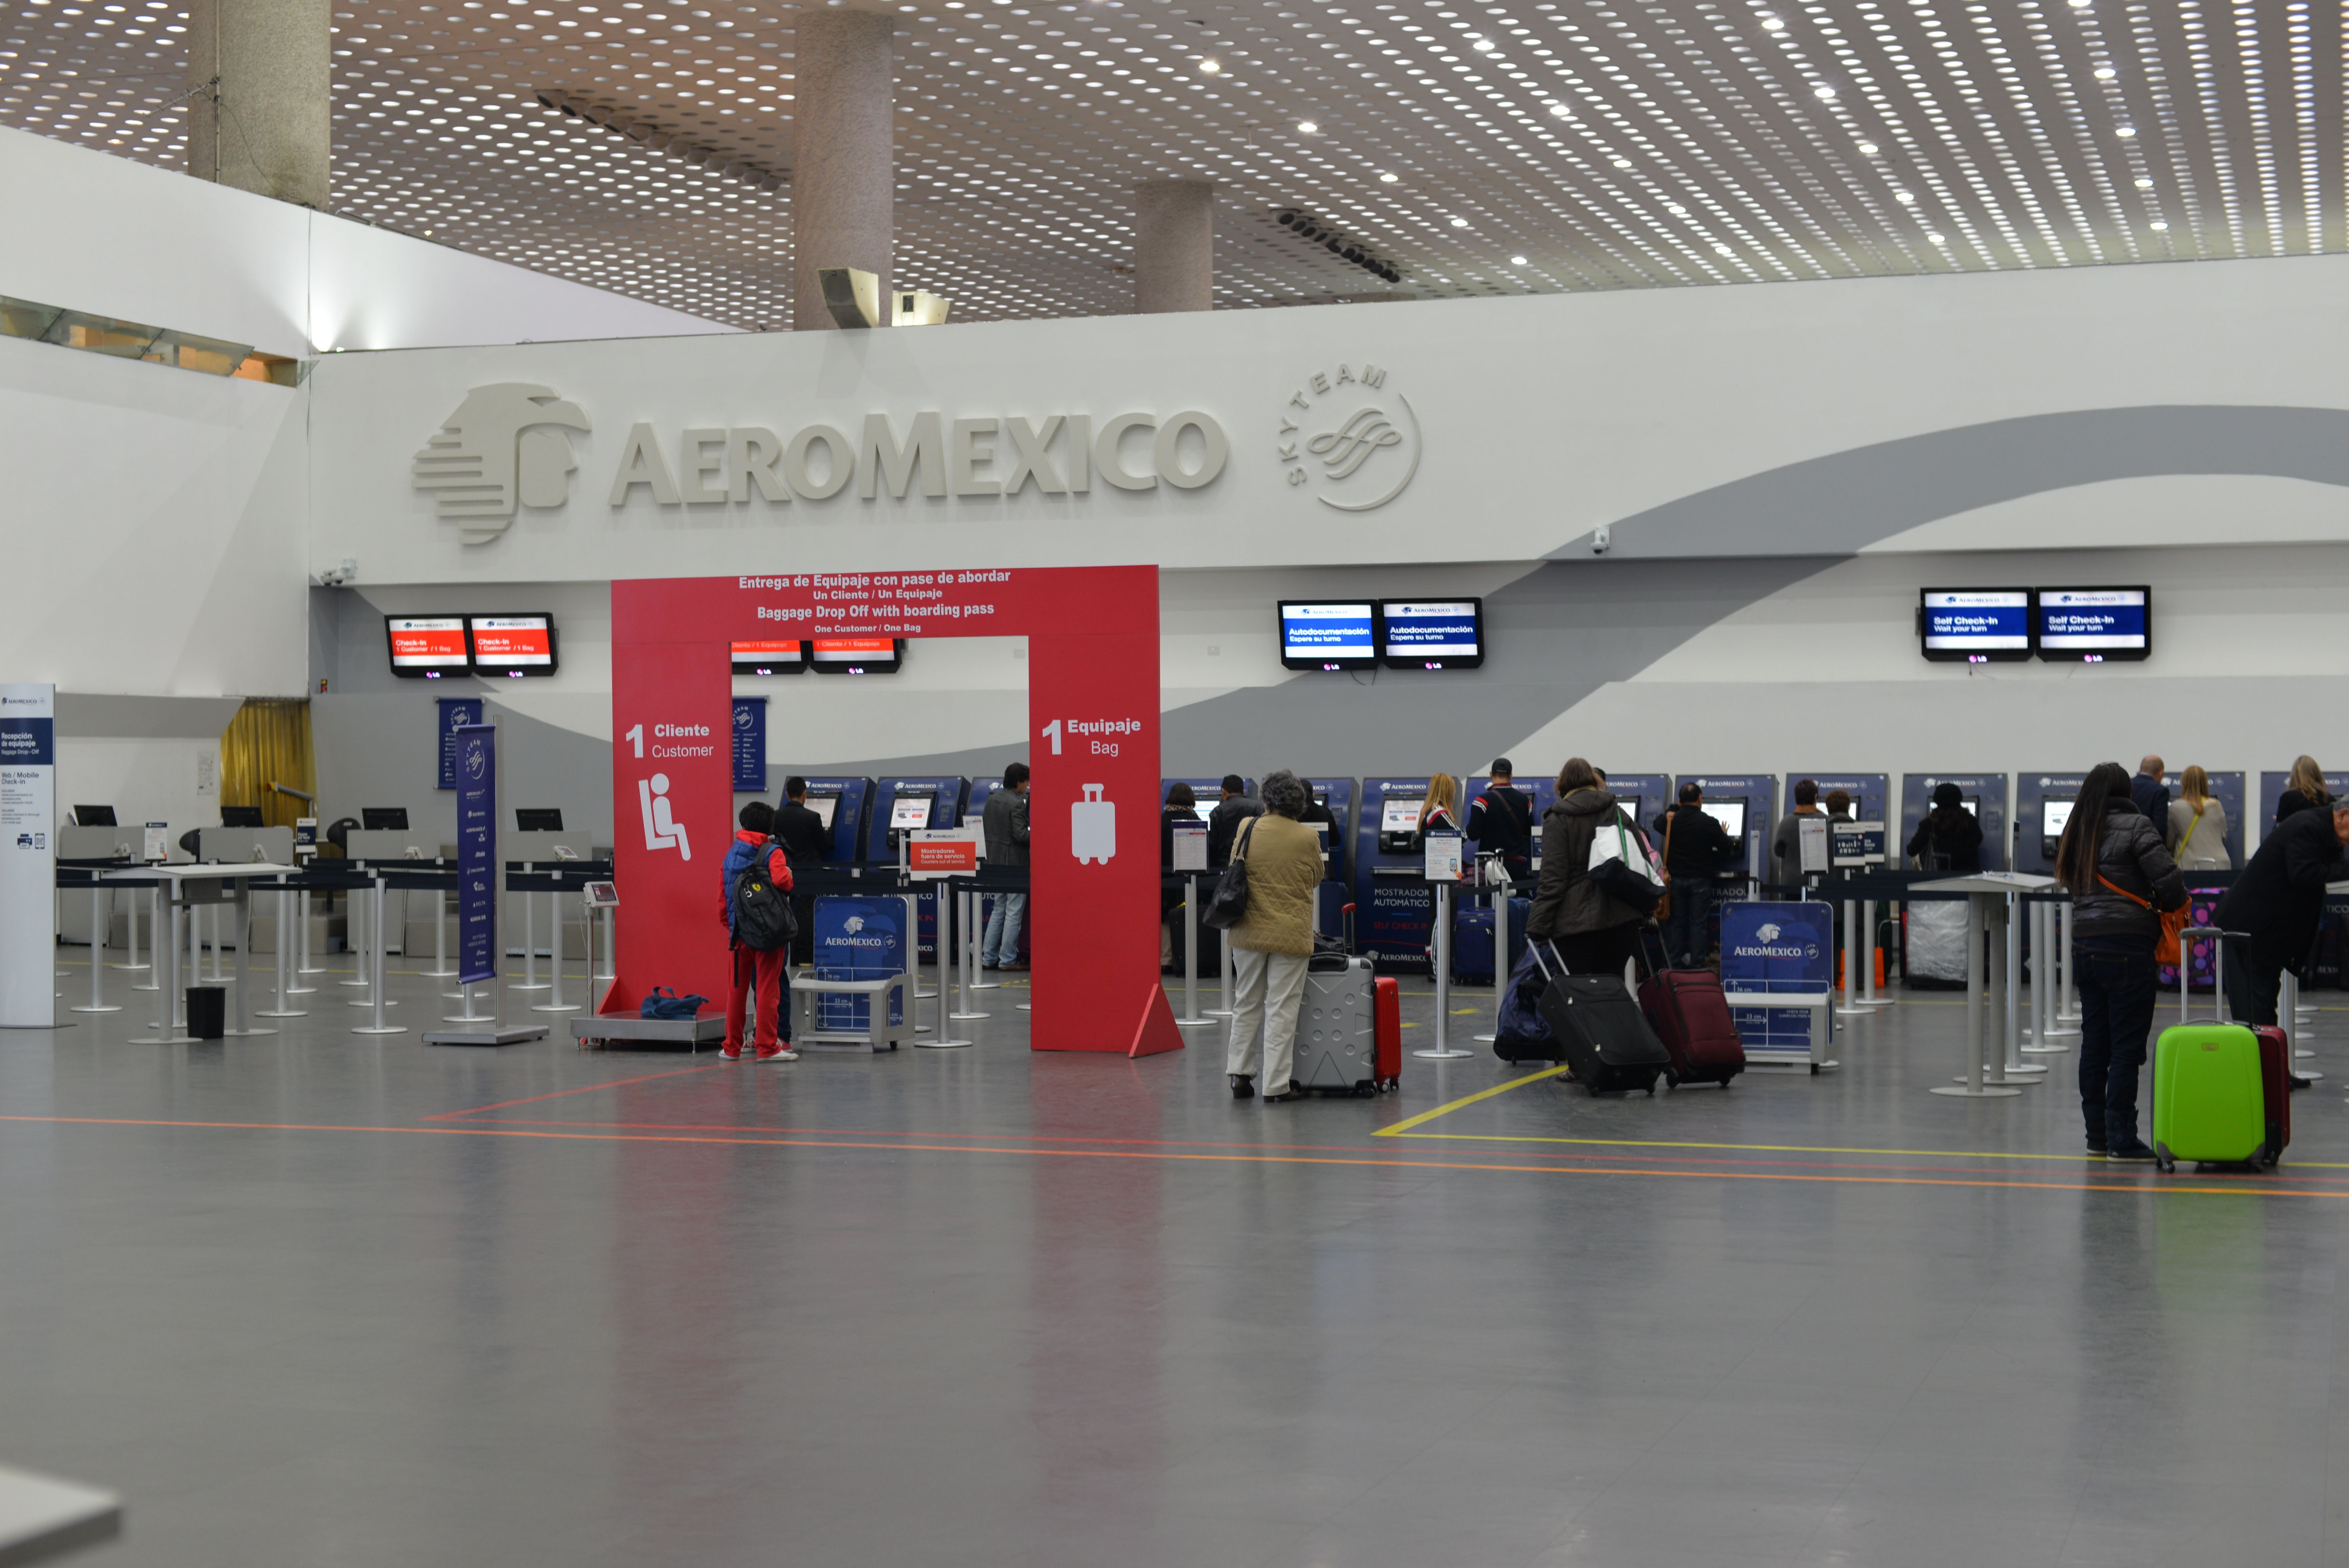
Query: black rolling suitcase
[[1529, 939, 1671, 1096]]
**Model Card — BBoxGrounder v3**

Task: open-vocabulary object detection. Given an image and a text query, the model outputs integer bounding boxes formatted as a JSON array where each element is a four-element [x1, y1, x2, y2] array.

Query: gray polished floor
[[4, 943, 2345, 1567]]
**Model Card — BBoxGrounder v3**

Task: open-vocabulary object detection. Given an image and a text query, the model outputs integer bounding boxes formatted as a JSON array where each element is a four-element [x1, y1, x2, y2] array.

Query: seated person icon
[[639, 772, 693, 861]]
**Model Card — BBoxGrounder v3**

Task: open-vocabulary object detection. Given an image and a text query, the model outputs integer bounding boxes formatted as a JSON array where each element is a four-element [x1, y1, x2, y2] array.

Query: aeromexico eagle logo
[[412, 383, 590, 542]]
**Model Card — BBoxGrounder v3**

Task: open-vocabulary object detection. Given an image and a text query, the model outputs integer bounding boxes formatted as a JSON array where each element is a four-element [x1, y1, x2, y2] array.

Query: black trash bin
[[186, 986, 226, 1040]]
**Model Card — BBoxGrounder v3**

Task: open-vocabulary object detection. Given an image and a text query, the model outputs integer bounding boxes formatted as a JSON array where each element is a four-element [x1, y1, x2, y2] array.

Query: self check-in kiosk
[[791, 777, 876, 863], [1163, 778, 1255, 822], [1603, 774, 1673, 840], [1355, 776, 1439, 971], [867, 778, 970, 959], [1679, 775, 1777, 884], [2255, 770, 2344, 851], [2014, 773, 2087, 874], [1789, 773, 1889, 870], [1305, 777, 1357, 937], [1898, 773, 2008, 871]]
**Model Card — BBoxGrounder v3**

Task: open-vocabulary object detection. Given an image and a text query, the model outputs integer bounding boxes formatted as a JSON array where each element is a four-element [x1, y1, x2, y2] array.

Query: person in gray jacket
[[980, 763, 1031, 971], [2055, 761, 2187, 1162]]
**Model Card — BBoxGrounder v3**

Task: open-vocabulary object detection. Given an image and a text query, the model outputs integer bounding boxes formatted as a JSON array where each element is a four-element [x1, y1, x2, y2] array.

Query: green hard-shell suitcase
[[2151, 1024, 2269, 1171]]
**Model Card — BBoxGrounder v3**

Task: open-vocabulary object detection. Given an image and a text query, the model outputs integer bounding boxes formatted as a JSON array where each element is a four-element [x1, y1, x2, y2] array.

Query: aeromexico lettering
[[411, 382, 1229, 543]]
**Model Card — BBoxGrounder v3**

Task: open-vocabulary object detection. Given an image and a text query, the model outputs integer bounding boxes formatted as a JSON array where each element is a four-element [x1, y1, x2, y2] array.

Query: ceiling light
[[1199, 57, 1219, 73], [1548, 103, 1568, 116], [1450, 216, 1469, 227], [1927, 233, 1946, 245], [1813, 85, 1836, 101], [1297, 120, 1317, 132], [1894, 191, 1914, 203], [1472, 37, 1494, 50], [2150, 221, 2169, 231], [2134, 176, 2154, 189], [1378, 171, 1398, 182], [2092, 66, 2116, 80], [2115, 125, 2135, 138], [1857, 142, 1878, 155], [1760, 15, 1784, 30], [1509, 254, 1526, 264], [1611, 157, 1632, 168]]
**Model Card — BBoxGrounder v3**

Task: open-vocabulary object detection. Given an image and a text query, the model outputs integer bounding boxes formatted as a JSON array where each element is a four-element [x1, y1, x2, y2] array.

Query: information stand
[[1170, 821, 1211, 1028], [1718, 900, 1836, 1073], [1413, 830, 1470, 1060]]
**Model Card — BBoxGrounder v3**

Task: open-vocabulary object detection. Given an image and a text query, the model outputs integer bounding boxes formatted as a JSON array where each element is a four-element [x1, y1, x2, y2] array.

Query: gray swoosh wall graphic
[[825, 404, 2349, 780]]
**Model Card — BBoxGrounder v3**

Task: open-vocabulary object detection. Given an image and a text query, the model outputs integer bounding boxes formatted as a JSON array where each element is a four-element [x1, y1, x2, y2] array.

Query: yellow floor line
[[1375, 1066, 1574, 1135], [1384, 1128, 2349, 1169]]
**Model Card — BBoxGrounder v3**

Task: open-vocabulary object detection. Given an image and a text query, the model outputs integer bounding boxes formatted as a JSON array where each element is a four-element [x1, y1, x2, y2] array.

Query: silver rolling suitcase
[[1293, 952, 1381, 1096]]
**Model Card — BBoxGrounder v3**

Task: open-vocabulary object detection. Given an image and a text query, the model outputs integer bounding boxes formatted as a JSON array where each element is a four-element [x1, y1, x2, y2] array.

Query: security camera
[[1590, 525, 1612, 556], [317, 558, 356, 586]]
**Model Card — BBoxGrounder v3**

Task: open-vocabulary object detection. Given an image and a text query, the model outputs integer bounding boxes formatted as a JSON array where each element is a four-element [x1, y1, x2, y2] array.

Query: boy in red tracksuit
[[720, 801, 797, 1062]]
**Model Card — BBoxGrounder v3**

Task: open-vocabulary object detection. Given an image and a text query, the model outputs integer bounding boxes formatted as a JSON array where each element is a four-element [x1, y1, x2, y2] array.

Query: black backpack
[[731, 852, 798, 951]]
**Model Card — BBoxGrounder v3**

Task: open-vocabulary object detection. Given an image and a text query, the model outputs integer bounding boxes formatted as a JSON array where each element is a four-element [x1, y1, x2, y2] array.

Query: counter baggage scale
[[865, 777, 970, 960], [1354, 777, 1443, 973], [1897, 773, 2009, 871]]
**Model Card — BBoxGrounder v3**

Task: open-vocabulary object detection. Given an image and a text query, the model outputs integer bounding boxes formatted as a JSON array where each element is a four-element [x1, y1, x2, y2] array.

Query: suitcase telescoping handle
[[2177, 927, 2251, 1024], [1526, 936, 1567, 983]]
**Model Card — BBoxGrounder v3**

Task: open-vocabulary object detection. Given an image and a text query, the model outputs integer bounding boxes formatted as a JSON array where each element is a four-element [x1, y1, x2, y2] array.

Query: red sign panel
[[387, 616, 468, 670], [907, 838, 979, 874], [469, 616, 554, 665]]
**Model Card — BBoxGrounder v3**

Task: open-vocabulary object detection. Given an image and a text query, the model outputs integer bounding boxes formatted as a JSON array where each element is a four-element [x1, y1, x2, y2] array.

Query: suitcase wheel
[[2153, 1142, 2175, 1174]]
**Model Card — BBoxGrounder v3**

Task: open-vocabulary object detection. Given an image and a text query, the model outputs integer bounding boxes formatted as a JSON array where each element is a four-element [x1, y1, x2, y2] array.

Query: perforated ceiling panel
[[1, 0, 2340, 330]]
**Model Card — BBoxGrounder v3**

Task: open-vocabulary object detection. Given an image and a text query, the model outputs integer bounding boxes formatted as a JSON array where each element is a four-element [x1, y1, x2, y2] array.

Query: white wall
[[0, 124, 734, 357]]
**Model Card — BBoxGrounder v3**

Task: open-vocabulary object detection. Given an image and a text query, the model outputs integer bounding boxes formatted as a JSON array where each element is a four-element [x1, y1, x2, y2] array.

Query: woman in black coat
[[2056, 762, 2186, 1162], [2212, 797, 2349, 1033], [1905, 782, 1984, 873]]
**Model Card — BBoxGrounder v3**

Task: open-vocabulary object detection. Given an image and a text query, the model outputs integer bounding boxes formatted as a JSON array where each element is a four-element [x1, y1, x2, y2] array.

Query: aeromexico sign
[[412, 383, 1232, 543]]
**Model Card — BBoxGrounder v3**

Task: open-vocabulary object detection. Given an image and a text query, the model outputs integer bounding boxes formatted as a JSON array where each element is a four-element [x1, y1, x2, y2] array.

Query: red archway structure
[[606, 565, 1183, 1057]]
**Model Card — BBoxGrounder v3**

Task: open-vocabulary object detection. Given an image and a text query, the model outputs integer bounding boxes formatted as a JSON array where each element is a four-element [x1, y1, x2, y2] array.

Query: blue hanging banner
[[454, 723, 501, 985], [732, 696, 766, 793], [437, 697, 486, 790]]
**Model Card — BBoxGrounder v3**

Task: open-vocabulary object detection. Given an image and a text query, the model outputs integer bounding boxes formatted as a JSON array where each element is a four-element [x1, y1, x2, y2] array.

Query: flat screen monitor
[[731, 639, 809, 675], [362, 807, 410, 830], [1700, 800, 1747, 839], [1192, 800, 1218, 823], [467, 613, 558, 677], [386, 614, 470, 677], [2035, 586, 2151, 661], [811, 637, 903, 674], [72, 805, 116, 826], [805, 796, 839, 829], [1278, 600, 1378, 671], [1378, 598, 1485, 670], [1379, 795, 1425, 833], [220, 805, 264, 828], [1919, 588, 2031, 662], [888, 793, 933, 830], [514, 807, 564, 832], [2042, 800, 2073, 841]]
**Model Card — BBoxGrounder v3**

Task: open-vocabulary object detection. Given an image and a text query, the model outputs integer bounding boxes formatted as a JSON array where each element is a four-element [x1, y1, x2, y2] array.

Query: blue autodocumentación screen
[[1922, 590, 2029, 653], [1280, 602, 1376, 662], [2037, 588, 2148, 653], [1381, 600, 1481, 660]]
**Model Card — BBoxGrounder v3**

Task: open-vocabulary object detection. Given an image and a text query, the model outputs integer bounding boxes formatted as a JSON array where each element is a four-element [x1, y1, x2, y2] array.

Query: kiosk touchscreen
[[1681, 775, 1775, 880], [789, 778, 875, 862], [1788, 773, 1889, 869], [1355, 778, 1441, 972], [2012, 774, 2085, 871], [865, 778, 969, 959], [1699, 800, 1746, 840], [1897, 774, 2009, 871]]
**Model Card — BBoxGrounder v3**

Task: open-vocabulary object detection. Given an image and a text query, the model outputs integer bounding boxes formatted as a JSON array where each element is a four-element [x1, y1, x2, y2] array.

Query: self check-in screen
[[386, 615, 469, 675], [1379, 796, 1425, 833], [2042, 800, 2074, 840], [1920, 589, 2030, 660], [1278, 602, 1377, 670], [2037, 588, 2150, 659], [889, 793, 934, 829], [1379, 599, 1484, 668]]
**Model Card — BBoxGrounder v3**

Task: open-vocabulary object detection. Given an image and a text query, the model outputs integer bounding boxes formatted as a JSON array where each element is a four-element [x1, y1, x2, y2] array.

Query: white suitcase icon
[[1071, 783, 1117, 864]]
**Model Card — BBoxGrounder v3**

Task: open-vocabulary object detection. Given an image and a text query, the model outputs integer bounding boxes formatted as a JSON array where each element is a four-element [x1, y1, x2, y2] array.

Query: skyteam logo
[[413, 383, 591, 543], [1277, 361, 1421, 513]]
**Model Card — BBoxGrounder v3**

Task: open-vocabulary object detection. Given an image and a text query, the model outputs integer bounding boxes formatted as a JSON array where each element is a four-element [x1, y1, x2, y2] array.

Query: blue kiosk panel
[[1788, 772, 1890, 868], [1354, 776, 1441, 971], [1679, 774, 1776, 880], [1600, 773, 1673, 841], [1306, 777, 1357, 938], [1898, 773, 2008, 871], [1162, 778, 1256, 819], [867, 777, 970, 959], [791, 777, 877, 864], [2256, 768, 2347, 849], [2014, 772, 2088, 875]]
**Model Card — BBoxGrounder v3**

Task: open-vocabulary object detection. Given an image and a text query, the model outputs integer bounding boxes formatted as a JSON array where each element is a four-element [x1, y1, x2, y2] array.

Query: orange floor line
[[425, 1063, 726, 1119]]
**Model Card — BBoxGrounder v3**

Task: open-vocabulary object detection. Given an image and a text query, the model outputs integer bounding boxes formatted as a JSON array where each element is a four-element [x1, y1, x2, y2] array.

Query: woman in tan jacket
[[1226, 770, 1325, 1101]]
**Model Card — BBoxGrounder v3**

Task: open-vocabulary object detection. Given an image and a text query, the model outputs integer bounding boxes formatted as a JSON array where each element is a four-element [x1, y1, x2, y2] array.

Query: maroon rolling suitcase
[[2254, 1024, 2292, 1166], [1639, 968, 1746, 1088]]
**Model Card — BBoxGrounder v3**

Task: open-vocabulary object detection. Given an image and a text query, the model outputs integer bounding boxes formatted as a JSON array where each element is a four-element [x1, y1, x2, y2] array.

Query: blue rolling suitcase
[[1451, 897, 1531, 985]]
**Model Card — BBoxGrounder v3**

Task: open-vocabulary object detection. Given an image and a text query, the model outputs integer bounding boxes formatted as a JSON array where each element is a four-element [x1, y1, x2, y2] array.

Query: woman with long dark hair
[[2056, 761, 2187, 1161]]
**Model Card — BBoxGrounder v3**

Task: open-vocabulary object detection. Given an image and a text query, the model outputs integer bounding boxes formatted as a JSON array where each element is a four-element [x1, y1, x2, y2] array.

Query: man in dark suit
[[2212, 801, 2349, 1053], [1465, 758, 1535, 883], [1205, 774, 1262, 869], [772, 776, 832, 964], [2130, 756, 2169, 825]]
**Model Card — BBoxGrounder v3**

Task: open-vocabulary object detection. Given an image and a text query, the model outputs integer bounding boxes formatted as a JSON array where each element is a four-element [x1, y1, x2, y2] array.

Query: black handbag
[[1202, 818, 1257, 930]]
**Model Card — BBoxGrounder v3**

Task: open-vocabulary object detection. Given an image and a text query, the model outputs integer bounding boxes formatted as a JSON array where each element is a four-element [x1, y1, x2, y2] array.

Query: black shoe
[[1262, 1084, 1308, 1103], [2289, 1074, 2314, 1091], [2107, 1142, 2158, 1163], [2085, 1143, 2109, 1158], [1229, 1074, 1255, 1099]]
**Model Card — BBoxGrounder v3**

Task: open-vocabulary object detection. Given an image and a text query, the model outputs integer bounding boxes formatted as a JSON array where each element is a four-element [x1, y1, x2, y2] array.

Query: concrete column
[[1134, 181, 1215, 314], [185, 0, 331, 208], [792, 8, 894, 331]]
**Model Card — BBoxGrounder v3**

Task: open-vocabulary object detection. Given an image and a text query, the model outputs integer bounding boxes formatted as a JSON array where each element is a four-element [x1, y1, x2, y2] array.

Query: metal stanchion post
[[130, 887, 160, 991], [354, 880, 406, 1035], [340, 880, 370, 988], [348, 878, 396, 1010], [70, 878, 119, 1013], [533, 885, 580, 1013], [297, 888, 326, 979], [425, 887, 458, 979], [1475, 878, 1506, 1044], [1983, 893, 2041, 1083], [2281, 970, 2321, 1075], [970, 886, 1002, 990], [950, 885, 989, 1021], [515, 872, 548, 991], [1208, 925, 1235, 1018], [1934, 892, 2021, 1098], [1415, 881, 1472, 1059], [110, 882, 144, 973], [1176, 873, 1214, 1028], [1836, 896, 1869, 1015], [225, 881, 273, 1037], [2054, 900, 2081, 1027], [258, 880, 305, 1019]]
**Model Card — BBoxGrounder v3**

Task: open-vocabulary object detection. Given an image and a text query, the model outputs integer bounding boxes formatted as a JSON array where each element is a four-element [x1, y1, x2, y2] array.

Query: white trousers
[[1227, 948, 1311, 1092]]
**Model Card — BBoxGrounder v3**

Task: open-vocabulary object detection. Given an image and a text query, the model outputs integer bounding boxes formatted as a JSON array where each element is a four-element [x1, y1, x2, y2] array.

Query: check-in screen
[[1921, 589, 2029, 654], [2042, 800, 2073, 839], [468, 614, 555, 667], [387, 616, 468, 673], [889, 793, 933, 829], [1701, 801, 1746, 839], [1379, 600, 1482, 663], [1380, 796, 1425, 832], [2038, 588, 2149, 654], [806, 796, 838, 829], [1279, 602, 1376, 668]]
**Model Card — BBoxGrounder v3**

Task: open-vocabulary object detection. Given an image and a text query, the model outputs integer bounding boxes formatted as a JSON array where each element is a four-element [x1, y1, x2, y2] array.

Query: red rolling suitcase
[[2254, 1025, 2292, 1166], [1640, 968, 1746, 1088], [1373, 977, 1402, 1092]]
